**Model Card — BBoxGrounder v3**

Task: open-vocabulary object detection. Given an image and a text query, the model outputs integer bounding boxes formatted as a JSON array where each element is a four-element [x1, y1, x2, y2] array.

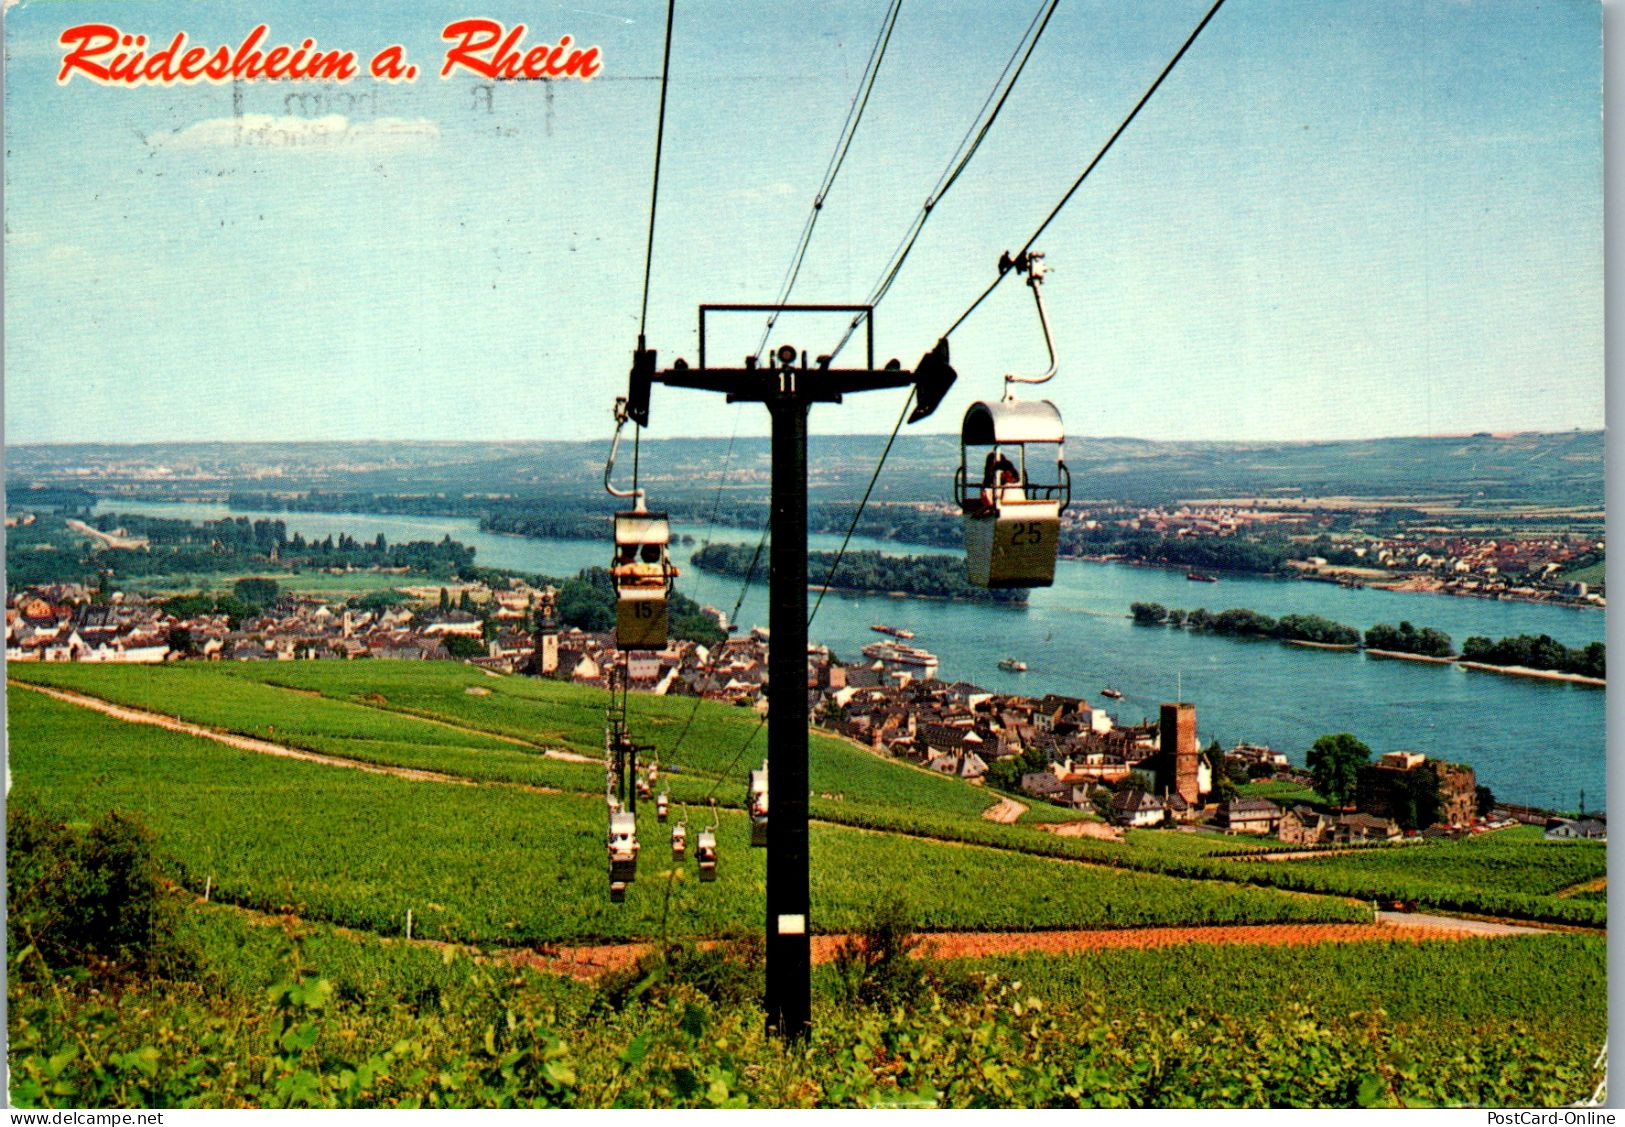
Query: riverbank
[[1458, 661, 1606, 688], [804, 582, 1027, 606], [1363, 649, 1459, 665]]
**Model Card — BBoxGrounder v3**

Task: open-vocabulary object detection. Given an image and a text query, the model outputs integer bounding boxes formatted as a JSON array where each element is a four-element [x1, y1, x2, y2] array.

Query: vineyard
[[8, 685, 1367, 943], [9, 662, 1605, 928], [5, 661, 1608, 1107], [7, 899, 1604, 1108]]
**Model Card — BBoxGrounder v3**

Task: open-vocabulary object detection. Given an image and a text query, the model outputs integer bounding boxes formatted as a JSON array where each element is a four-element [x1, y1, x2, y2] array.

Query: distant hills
[[7, 430, 1604, 509]]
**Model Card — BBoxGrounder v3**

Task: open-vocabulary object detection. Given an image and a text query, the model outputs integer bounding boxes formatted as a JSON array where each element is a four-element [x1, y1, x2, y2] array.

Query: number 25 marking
[[1008, 522, 1044, 547]]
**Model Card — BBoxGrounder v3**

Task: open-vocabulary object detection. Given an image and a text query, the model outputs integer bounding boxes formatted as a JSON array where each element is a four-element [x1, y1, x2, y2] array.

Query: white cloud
[[151, 114, 439, 153], [725, 181, 797, 203]]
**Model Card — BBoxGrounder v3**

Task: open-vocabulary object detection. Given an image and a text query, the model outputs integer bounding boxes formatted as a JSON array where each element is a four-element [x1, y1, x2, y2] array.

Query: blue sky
[[2, 0, 1603, 444]]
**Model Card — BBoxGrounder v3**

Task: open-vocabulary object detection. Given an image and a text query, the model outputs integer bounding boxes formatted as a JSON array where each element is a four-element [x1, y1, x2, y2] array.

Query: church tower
[[534, 586, 559, 676]]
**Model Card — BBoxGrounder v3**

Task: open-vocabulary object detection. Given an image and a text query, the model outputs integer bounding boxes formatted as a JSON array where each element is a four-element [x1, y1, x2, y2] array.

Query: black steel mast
[[628, 303, 954, 1038]]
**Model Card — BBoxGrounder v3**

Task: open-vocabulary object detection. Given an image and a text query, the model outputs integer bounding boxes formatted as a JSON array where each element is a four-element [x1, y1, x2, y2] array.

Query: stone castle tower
[[1158, 701, 1200, 806]]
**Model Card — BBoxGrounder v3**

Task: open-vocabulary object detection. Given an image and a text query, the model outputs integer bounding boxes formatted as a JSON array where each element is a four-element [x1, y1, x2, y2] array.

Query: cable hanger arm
[[603, 398, 646, 509], [1003, 252, 1057, 392]]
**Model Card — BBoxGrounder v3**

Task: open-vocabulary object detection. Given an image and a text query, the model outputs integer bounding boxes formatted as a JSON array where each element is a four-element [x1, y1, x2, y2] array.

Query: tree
[[1306, 732, 1371, 808], [233, 576, 279, 606], [1475, 784, 1497, 819], [1389, 764, 1440, 831], [442, 634, 486, 659], [439, 587, 451, 611], [1130, 602, 1168, 625], [556, 569, 616, 633], [1205, 739, 1237, 802], [984, 757, 1023, 794]]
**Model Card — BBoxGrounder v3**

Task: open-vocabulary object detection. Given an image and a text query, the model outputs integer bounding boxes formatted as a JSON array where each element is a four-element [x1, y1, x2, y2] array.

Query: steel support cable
[[664, 522, 768, 761], [657, 709, 766, 941], [630, 0, 678, 491], [650, 523, 765, 942], [809, 0, 1223, 638], [652, 0, 904, 927], [752, 0, 905, 362], [826, 0, 1060, 363], [637, 0, 677, 342], [939, 0, 1227, 343], [653, 520, 767, 941], [804, 1, 1062, 605]]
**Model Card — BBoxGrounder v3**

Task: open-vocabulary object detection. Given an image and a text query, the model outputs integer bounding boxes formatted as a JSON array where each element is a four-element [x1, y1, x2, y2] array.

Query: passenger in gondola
[[612, 542, 676, 588], [971, 449, 1021, 514]]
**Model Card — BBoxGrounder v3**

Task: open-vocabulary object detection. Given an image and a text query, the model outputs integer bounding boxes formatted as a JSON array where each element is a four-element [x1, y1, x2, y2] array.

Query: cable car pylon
[[624, 302, 954, 1040]]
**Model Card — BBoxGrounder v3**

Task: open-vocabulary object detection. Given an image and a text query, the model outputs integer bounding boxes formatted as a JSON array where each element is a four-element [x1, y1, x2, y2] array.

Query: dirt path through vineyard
[[12, 680, 564, 790], [518, 914, 1554, 979], [981, 795, 1028, 823]]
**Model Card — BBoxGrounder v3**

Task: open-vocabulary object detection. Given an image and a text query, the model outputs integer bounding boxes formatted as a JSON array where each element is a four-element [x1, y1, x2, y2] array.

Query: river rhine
[[95, 500, 1606, 811]]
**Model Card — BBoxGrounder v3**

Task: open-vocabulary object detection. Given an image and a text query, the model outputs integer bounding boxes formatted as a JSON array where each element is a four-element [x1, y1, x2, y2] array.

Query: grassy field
[[1237, 778, 1325, 805], [964, 931, 1605, 1028], [1561, 559, 1606, 587], [1232, 825, 1606, 898]]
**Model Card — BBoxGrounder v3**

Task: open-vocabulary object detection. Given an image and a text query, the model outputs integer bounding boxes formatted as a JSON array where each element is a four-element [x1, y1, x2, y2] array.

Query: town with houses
[[1063, 502, 1605, 607], [7, 576, 1601, 848]]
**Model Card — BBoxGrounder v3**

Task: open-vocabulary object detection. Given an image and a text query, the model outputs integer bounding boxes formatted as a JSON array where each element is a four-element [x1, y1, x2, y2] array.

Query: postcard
[[3, 0, 1607, 1111]]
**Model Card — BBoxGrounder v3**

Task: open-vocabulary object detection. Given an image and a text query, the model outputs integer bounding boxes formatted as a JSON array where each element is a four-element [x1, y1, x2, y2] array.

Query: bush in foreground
[[7, 802, 182, 978]]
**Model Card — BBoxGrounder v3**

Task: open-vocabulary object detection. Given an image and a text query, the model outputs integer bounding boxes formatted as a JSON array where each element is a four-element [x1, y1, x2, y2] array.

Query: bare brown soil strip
[[512, 918, 1532, 980], [1557, 876, 1607, 899], [11, 681, 560, 793], [1038, 820, 1123, 841], [981, 795, 1028, 824]]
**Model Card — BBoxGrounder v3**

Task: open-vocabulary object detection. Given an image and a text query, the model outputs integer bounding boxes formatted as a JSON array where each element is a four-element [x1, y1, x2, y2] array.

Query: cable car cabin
[[656, 792, 670, 822], [608, 810, 640, 883], [670, 820, 687, 860], [954, 399, 1070, 588], [696, 830, 718, 882], [612, 510, 677, 650], [748, 762, 769, 848]]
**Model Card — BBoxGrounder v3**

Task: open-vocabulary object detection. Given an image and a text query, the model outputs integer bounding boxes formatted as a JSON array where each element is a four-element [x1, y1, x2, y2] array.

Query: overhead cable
[[940, 0, 1228, 343]]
